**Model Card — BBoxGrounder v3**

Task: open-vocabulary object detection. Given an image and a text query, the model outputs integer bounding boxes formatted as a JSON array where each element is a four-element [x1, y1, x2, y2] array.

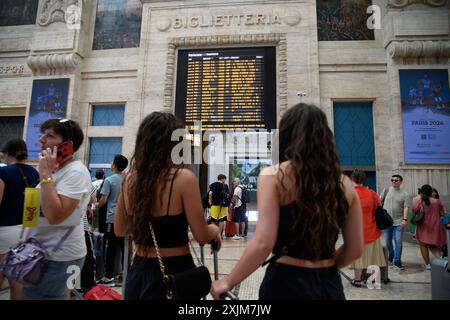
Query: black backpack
[[240, 186, 250, 204], [202, 192, 210, 210], [221, 184, 231, 207]]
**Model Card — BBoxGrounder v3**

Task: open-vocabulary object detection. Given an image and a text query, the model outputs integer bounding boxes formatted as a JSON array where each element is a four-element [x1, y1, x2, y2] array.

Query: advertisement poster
[[400, 70, 450, 164], [232, 159, 271, 203], [25, 79, 69, 160]]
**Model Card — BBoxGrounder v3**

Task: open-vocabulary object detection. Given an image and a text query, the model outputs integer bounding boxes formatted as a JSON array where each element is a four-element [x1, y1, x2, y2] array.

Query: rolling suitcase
[[92, 232, 105, 281], [431, 217, 450, 300], [225, 208, 237, 238]]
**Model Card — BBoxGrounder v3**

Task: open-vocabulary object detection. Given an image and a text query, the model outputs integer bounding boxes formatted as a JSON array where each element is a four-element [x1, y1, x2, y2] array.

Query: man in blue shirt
[[97, 154, 128, 283]]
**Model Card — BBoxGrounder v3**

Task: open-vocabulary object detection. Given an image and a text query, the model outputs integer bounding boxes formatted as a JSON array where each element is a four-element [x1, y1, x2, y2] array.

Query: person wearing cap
[[0, 139, 39, 299]]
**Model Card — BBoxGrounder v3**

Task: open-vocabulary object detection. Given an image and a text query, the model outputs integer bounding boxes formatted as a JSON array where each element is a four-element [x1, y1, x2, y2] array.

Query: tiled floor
[[0, 230, 438, 300]]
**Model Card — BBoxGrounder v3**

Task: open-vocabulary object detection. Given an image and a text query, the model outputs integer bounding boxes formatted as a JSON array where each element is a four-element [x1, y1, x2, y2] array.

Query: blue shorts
[[22, 257, 85, 300], [232, 205, 246, 222]]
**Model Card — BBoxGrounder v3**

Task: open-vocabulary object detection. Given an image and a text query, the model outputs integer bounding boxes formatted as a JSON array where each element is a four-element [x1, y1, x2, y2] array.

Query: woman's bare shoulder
[[176, 167, 198, 183]]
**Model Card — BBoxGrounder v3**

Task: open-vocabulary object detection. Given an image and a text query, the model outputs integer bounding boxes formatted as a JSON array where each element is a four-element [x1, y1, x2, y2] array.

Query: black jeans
[[104, 223, 124, 279], [259, 262, 345, 300], [80, 231, 96, 291], [124, 255, 196, 300]]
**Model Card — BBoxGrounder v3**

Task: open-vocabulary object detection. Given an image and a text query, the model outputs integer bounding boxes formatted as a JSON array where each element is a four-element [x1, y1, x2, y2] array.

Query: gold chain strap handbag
[[148, 221, 211, 300]]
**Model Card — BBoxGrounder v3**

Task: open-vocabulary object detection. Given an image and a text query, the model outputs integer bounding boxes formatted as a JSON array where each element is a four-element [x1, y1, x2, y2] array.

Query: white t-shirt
[[26, 160, 91, 261], [233, 186, 242, 208]]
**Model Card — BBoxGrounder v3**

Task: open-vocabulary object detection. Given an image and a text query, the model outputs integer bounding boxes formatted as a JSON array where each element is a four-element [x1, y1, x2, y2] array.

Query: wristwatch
[[40, 177, 54, 184]]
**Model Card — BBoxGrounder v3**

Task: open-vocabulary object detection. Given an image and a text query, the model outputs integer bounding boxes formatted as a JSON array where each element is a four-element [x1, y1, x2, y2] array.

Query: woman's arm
[[115, 176, 130, 237], [411, 195, 421, 212], [211, 167, 279, 298], [181, 169, 219, 245], [335, 175, 363, 269]]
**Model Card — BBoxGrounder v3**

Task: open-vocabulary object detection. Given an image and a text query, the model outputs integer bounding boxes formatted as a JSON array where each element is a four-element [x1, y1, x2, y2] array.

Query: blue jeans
[[22, 257, 85, 300], [384, 225, 404, 264]]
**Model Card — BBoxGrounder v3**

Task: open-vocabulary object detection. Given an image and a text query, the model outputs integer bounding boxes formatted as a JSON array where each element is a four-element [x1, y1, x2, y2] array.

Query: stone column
[[24, 0, 95, 159], [383, 0, 450, 194]]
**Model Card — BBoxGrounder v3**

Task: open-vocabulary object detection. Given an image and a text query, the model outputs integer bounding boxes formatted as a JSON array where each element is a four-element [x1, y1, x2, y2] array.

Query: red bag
[[83, 285, 122, 300]]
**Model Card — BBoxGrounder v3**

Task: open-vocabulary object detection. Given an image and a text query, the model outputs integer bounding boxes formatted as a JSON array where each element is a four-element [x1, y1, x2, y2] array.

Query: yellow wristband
[[40, 177, 54, 184]]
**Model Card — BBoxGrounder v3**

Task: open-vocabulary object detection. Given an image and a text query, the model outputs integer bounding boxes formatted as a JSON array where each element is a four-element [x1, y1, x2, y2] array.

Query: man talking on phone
[[96, 154, 128, 284]]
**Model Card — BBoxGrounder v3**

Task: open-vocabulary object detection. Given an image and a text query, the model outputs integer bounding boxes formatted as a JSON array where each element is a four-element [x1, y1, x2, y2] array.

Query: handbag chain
[[148, 220, 174, 300]]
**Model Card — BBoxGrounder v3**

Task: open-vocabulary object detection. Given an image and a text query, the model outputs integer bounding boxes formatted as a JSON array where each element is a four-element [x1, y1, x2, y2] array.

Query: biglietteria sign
[[156, 14, 301, 31]]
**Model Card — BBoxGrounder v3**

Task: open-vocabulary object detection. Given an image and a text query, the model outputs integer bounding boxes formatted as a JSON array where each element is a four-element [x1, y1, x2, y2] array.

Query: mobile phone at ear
[[56, 141, 74, 163]]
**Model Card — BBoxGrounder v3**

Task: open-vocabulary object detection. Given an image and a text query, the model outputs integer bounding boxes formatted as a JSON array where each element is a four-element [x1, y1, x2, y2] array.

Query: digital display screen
[[175, 47, 276, 130]]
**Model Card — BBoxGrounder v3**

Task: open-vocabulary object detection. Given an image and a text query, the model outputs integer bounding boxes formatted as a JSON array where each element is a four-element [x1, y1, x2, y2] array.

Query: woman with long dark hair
[[412, 184, 446, 269], [115, 112, 220, 300], [211, 103, 363, 300]]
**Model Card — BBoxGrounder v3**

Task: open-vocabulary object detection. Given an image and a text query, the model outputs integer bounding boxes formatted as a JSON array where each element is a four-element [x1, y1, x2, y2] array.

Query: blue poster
[[400, 70, 450, 164], [25, 79, 69, 160]]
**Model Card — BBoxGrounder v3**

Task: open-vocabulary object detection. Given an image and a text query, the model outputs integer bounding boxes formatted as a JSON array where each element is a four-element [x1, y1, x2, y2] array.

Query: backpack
[[239, 186, 250, 204], [202, 192, 210, 210], [221, 184, 231, 207]]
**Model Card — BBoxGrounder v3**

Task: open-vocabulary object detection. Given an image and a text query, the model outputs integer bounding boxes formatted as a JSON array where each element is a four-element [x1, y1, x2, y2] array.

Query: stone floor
[[0, 228, 437, 300]]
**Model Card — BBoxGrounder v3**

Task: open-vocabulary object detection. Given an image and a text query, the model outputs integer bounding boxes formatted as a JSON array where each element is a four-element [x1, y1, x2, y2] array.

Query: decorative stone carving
[[388, 40, 450, 64], [38, 0, 80, 26], [387, 0, 447, 8], [27, 53, 81, 75], [164, 33, 288, 112]]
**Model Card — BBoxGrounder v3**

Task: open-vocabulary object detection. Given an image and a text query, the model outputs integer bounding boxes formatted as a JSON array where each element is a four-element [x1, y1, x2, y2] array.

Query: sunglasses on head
[[391, 179, 400, 182]]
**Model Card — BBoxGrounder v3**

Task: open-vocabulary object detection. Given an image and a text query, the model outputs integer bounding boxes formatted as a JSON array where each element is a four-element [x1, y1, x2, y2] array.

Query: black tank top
[[273, 202, 339, 260], [137, 170, 189, 248]]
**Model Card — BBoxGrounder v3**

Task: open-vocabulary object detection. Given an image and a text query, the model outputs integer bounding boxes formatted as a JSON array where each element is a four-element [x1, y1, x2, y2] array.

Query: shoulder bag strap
[[149, 220, 173, 299], [15, 164, 30, 188], [49, 226, 76, 254]]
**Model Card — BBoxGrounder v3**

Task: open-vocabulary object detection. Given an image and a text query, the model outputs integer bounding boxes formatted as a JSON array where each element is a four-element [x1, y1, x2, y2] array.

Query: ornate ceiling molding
[[389, 40, 450, 64], [27, 53, 81, 75], [164, 33, 288, 113], [388, 0, 447, 8], [38, 0, 80, 27]]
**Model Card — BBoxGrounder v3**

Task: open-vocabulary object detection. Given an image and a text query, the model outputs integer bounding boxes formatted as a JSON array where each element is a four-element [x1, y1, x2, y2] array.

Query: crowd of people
[[0, 103, 448, 300]]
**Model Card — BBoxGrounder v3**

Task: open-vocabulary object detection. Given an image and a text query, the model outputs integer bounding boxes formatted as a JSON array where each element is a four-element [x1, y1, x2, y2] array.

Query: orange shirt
[[354, 186, 382, 244]]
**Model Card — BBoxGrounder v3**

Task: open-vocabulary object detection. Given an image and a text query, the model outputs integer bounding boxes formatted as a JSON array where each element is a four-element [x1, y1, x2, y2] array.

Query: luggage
[[207, 240, 239, 300], [431, 224, 450, 300], [225, 221, 236, 238], [92, 232, 105, 280], [84, 284, 122, 300], [225, 207, 236, 238]]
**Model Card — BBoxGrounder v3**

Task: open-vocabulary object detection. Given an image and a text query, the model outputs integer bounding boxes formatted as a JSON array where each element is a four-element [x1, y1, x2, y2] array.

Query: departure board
[[175, 48, 276, 130]]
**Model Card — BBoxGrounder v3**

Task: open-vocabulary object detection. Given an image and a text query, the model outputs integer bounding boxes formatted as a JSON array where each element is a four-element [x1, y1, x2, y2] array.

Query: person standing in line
[[412, 185, 446, 269], [349, 170, 386, 287], [114, 112, 220, 300], [211, 103, 363, 300], [96, 154, 128, 284], [381, 174, 410, 270], [21, 119, 91, 300], [208, 174, 230, 239], [0, 139, 39, 299], [231, 177, 246, 240]]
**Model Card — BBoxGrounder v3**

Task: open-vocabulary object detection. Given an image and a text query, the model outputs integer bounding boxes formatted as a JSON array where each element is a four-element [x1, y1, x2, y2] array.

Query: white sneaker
[[425, 264, 431, 270], [231, 235, 241, 240]]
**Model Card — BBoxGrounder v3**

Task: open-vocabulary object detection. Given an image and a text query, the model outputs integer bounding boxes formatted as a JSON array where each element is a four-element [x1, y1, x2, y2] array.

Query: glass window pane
[[91, 104, 125, 126], [88, 137, 122, 179], [92, 0, 142, 50], [0, 0, 38, 26], [317, 0, 375, 41]]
